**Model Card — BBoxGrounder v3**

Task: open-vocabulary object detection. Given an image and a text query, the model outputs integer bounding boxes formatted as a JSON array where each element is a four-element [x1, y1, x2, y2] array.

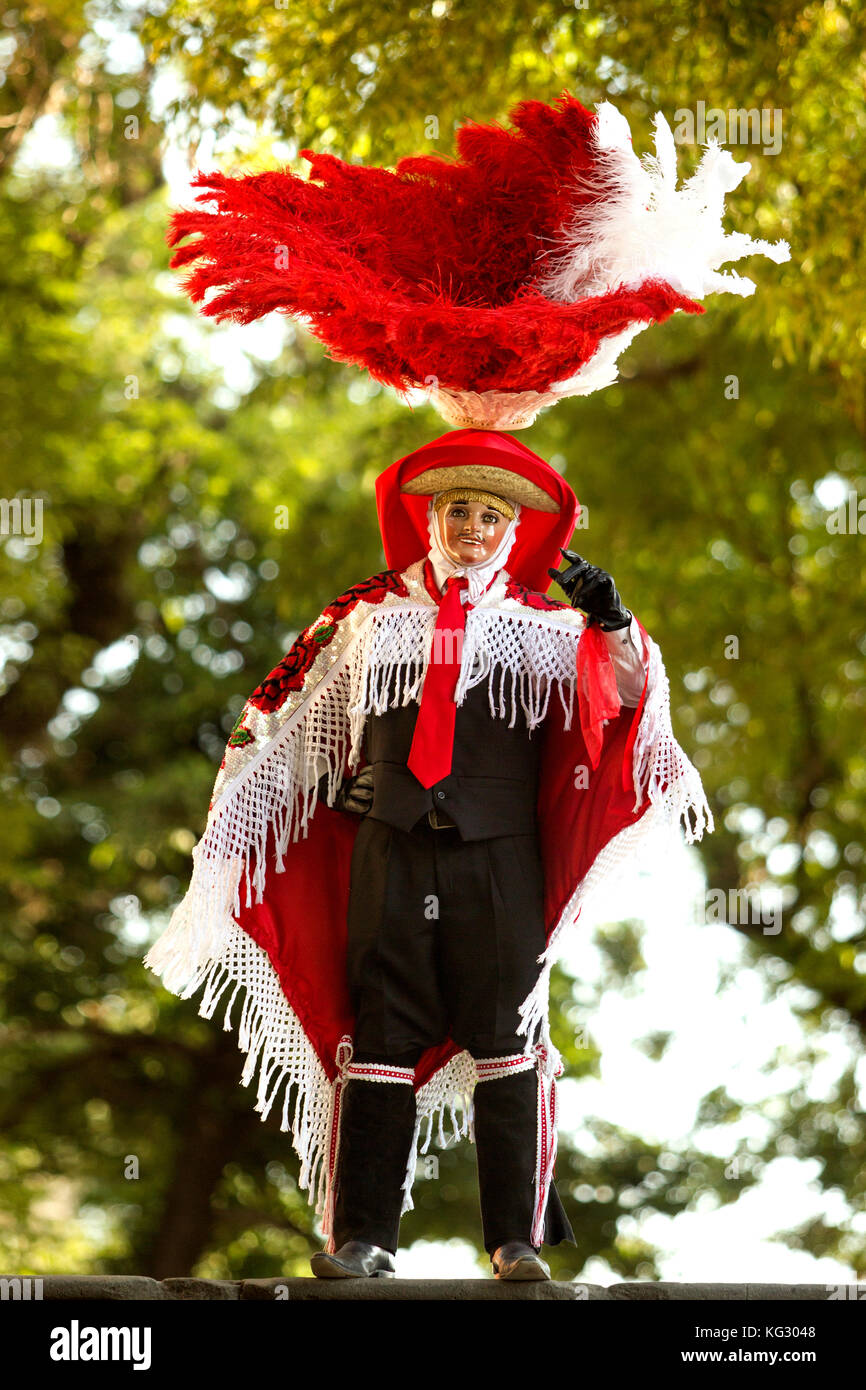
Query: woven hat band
[[432, 487, 516, 521]]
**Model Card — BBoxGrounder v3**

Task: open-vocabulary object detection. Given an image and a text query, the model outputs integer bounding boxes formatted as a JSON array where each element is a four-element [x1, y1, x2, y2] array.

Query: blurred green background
[[1, 0, 864, 1281]]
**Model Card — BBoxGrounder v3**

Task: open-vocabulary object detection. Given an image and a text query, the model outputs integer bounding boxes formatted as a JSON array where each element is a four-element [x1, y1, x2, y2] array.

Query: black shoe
[[310, 1239, 397, 1279], [491, 1241, 551, 1281]]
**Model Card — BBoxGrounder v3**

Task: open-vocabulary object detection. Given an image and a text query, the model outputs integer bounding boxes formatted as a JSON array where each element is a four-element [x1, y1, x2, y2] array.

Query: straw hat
[[401, 463, 559, 514]]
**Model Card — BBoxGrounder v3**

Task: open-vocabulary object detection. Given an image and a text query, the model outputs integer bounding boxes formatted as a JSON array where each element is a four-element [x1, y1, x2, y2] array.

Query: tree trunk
[[141, 1034, 253, 1279]]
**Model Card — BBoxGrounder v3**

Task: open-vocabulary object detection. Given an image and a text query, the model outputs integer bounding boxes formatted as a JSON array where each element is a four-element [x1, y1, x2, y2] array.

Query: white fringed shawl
[[144, 559, 712, 1229]]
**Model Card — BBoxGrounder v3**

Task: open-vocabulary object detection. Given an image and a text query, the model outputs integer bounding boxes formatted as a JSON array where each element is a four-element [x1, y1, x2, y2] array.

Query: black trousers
[[332, 816, 575, 1255]]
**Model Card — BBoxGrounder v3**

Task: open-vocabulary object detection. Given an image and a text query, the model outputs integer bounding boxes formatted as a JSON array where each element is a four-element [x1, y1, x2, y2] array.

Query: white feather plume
[[536, 99, 790, 307]]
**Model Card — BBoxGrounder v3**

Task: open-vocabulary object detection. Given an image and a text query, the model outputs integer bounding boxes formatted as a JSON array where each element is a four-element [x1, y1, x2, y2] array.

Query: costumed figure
[[145, 91, 788, 1279]]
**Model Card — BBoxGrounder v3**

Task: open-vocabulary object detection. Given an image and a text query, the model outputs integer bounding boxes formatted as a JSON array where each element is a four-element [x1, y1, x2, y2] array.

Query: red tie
[[407, 575, 469, 789]]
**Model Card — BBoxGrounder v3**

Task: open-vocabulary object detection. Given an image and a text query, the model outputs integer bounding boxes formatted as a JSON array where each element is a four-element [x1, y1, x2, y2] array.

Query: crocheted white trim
[[401, 1051, 479, 1212]]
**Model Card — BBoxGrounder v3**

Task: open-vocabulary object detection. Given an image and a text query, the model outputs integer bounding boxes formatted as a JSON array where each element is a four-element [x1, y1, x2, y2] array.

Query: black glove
[[317, 765, 375, 816], [548, 549, 632, 631]]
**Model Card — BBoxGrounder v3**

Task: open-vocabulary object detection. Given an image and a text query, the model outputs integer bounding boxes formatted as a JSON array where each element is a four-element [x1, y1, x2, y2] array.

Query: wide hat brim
[[401, 463, 559, 514]]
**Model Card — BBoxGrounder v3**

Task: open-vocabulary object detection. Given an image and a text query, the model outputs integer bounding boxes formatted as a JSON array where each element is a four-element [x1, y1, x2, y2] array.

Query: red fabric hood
[[375, 429, 579, 593]]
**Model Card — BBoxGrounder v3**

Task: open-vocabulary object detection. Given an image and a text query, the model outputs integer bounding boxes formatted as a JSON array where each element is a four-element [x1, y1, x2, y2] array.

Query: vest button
[[436, 790, 446, 800]]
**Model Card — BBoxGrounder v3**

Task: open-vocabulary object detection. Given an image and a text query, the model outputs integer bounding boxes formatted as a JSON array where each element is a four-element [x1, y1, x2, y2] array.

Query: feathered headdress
[[167, 91, 789, 430]]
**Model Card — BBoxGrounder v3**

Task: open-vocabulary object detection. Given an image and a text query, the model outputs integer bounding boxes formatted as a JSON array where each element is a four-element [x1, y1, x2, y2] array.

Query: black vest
[[365, 677, 541, 840]]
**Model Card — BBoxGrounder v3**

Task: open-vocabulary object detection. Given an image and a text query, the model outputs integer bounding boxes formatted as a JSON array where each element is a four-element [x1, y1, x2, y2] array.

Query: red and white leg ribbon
[[320, 1039, 416, 1253], [320, 1035, 353, 1253], [344, 1061, 417, 1085], [531, 1045, 563, 1248], [474, 1053, 537, 1083], [473, 1047, 562, 1248]]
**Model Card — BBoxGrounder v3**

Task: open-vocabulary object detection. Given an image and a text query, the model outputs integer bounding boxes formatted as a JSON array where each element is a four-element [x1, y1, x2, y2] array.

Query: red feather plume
[[166, 92, 701, 401]]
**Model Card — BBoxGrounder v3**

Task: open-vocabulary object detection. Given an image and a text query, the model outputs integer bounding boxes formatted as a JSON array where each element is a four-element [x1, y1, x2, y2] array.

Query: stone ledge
[[2, 1276, 860, 1302]]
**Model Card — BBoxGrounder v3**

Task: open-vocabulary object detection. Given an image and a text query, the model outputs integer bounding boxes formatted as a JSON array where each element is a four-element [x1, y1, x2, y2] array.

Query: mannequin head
[[433, 489, 515, 567], [439, 498, 509, 565]]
